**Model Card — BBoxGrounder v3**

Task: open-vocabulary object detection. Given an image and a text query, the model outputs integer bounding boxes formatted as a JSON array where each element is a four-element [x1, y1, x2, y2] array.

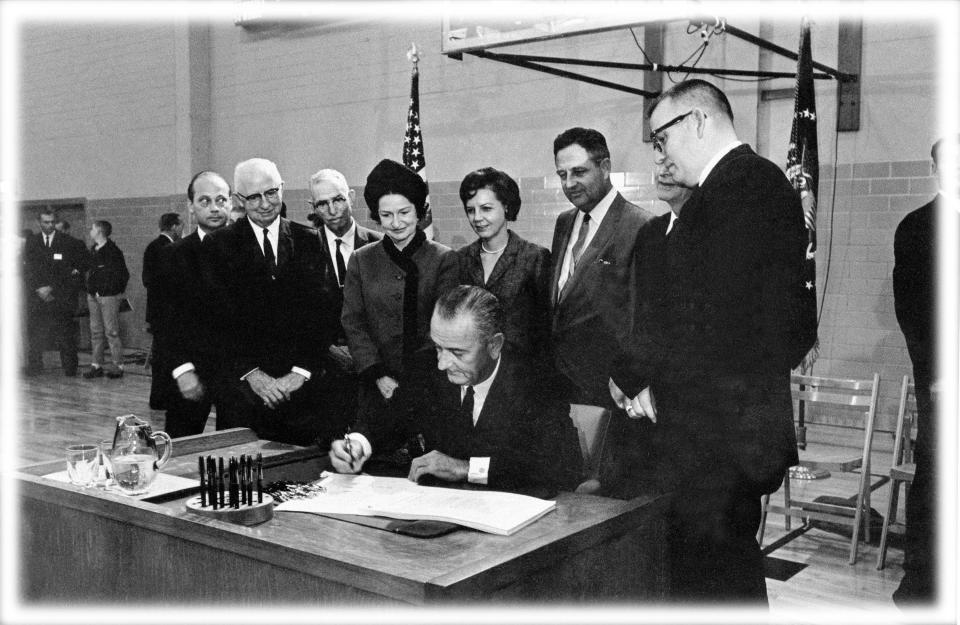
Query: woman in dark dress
[[457, 167, 551, 362], [341, 159, 459, 418]]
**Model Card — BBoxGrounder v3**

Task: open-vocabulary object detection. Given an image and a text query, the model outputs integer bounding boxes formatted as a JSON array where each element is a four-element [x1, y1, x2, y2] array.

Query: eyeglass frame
[[649, 110, 700, 153], [234, 184, 283, 208], [307, 194, 349, 211]]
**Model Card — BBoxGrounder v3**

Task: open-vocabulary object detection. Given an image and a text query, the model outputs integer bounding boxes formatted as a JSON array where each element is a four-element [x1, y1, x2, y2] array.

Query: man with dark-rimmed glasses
[[201, 158, 345, 447], [609, 79, 809, 604]]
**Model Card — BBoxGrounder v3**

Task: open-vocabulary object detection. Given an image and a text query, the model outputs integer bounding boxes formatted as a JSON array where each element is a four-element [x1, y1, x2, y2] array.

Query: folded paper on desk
[[274, 472, 556, 536]]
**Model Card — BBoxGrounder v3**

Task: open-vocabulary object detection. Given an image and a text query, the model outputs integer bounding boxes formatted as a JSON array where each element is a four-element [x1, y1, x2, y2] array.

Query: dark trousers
[[894, 372, 937, 605], [216, 369, 349, 448], [27, 302, 78, 374], [149, 331, 174, 409]]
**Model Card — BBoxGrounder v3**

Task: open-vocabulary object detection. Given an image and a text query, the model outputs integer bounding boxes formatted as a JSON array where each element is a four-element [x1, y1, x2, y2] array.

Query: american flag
[[403, 45, 433, 237], [785, 18, 820, 370]]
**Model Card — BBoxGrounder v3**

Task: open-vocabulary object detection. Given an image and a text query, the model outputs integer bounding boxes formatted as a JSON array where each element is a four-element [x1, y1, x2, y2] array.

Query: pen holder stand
[[185, 493, 275, 526]]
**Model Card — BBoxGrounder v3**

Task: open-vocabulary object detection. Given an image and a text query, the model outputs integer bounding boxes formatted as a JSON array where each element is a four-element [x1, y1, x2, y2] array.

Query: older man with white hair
[[202, 158, 343, 447]]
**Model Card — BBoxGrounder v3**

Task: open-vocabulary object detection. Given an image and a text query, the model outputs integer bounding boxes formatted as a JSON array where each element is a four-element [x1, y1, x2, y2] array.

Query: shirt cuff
[[468, 457, 490, 485], [346, 432, 372, 459], [240, 367, 259, 381], [171, 363, 195, 380], [291, 366, 312, 381]]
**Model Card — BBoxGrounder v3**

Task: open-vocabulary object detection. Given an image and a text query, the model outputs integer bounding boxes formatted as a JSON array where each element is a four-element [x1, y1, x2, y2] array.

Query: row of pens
[[198, 452, 264, 509]]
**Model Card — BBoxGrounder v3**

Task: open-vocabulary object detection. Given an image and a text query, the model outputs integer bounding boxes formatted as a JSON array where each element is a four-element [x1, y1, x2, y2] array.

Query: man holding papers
[[329, 285, 582, 496]]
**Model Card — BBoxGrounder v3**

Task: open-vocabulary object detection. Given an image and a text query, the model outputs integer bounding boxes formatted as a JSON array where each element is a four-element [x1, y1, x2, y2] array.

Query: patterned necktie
[[461, 386, 475, 428], [569, 212, 591, 271], [335, 238, 346, 288], [262, 228, 276, 272]]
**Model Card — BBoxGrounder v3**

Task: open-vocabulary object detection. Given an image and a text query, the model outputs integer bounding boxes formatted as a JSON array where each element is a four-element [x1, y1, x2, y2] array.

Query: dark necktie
[[262, 228, 276, 273], [461, 386, 475, 428], [45, 234, 51, 248], [569, 212, 591, 271], [335, 238, 347, 288]]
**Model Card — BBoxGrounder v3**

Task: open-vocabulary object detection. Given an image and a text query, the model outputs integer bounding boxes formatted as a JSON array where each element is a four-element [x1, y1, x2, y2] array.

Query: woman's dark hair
[[363, 159, 428, 223], [458, 167, 521, 221]]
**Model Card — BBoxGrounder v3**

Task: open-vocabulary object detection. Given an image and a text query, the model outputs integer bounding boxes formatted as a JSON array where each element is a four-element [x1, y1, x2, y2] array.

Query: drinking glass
[[65, 444, 98, 486]]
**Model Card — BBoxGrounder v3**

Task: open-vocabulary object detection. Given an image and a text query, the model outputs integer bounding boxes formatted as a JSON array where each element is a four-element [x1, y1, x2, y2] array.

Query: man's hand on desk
[[329, 438, 367, 473], [275, 371, 307, 399], [175, 370, 205, 402], [245, 370, 286, 409], [609, 378, 657, 423], [408, 451, 468, 484]]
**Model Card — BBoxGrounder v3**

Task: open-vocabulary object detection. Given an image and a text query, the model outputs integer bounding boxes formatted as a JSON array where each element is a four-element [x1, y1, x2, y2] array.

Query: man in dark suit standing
[[891, 136, 956, 605], [203, 158, 342, 447], [548, 127, 652, 407], [306, 168, 381, 427], [610, 80, 808, 603], [329, 285, 581, 496], [160, 171, 231, 438], [23, 208, 88, 376], [142, 212, 182, 409]]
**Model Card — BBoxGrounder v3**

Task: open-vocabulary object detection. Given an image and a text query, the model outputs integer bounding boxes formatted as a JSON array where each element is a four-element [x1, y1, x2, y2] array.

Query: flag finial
[[406, 42, 419, 66]]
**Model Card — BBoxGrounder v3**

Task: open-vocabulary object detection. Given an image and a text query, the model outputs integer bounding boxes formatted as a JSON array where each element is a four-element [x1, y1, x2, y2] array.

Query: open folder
[[274, 473, 556, 536]]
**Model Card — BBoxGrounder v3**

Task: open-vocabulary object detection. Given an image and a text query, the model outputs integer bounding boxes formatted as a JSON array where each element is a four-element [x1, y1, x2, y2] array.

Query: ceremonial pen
[[199, 456, 207, 507], [207, 456, 218, 509], [256, 452, 263, 504], [218, 457, 225, 508], [343, 427, 355, 470], [232, 457, 241, 509], [246, 456, 254, 505], [240, 454, 247, 505]]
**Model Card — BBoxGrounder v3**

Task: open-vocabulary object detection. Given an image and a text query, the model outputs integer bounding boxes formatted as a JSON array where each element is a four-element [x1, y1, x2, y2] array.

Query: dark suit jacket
[[548, 192, 652, 405], [158, 231, 220, 374], [613, 144, 807, 495], [458, 230, 551, 361], [357, 351, 582, 496], [23, 231, 88, 313], [142, 234, 174, 329], [341, 237, 459, 378], [318, 222, 382, 342], [203, 216, 336, 380], [893, 195, 937, 382]]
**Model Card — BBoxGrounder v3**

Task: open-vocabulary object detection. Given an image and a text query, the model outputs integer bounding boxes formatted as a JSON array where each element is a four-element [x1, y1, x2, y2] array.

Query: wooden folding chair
[[758, 373, 887, 565], [876, 376, 916, 570], [568, 404, 611, 494]]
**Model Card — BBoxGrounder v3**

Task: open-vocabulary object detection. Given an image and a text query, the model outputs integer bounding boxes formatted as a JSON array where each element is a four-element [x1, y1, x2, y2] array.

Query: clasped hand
[[246, 370, 306, 409], [608, 378, 657, 423]]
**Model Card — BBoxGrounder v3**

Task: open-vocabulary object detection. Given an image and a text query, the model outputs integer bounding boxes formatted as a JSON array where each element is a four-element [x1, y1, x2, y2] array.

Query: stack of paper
[[274, 473, 556, 536]]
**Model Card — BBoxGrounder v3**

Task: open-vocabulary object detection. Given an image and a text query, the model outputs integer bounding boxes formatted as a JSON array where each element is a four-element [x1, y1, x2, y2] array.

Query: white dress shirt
[[324, 220, 356, 285], [557, 185, 617, 292], [252, 217, 280, 259]]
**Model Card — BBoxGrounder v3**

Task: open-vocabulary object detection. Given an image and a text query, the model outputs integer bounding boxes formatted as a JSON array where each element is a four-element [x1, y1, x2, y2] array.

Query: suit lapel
[[559, 195, 624, 301], [549, 209, 576, 305], [276, 218, 292, 272], [484, 231, 519, 288]]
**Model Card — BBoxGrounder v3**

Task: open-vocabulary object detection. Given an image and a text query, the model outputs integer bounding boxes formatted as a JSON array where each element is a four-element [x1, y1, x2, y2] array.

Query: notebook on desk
[[274, 473, 556, 536]]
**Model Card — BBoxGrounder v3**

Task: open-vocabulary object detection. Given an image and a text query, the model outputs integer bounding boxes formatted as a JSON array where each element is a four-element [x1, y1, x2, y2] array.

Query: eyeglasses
[[308, 195, 348, 211], [235, 186, 281, 208], [649, 110, 698, 153]]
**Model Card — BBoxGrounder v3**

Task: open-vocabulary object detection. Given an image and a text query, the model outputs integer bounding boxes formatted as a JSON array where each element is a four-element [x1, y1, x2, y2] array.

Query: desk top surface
[[17, 429, 665, 603]]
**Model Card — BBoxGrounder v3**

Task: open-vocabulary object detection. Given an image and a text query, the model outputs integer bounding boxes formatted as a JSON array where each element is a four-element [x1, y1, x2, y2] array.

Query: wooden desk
[[16, 428, 668, 605]]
